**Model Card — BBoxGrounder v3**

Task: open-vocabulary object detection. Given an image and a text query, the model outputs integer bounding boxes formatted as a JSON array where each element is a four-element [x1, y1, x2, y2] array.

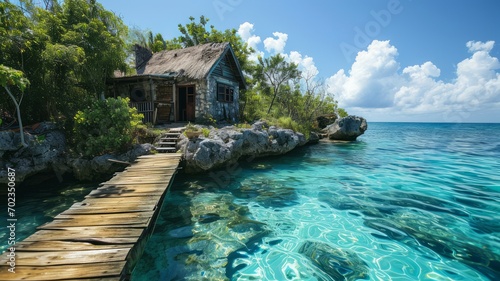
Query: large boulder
[[179, 121, 307, 173], [0, 123, 66, 183], [67, 143, 154, 181], [324, 115, 367, 141]]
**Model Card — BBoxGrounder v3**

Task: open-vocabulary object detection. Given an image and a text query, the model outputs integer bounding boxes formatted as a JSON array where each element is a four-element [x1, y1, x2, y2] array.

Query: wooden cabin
[[108, 42, 246, 124]]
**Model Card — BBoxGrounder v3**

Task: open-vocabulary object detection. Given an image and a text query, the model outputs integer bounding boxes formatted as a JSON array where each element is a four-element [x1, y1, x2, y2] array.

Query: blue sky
[[99, 1, 500, 122]]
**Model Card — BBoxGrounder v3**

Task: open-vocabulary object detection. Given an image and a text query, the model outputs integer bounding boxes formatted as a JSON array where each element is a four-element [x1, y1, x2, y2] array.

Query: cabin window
[[217, 83, 234, 103]]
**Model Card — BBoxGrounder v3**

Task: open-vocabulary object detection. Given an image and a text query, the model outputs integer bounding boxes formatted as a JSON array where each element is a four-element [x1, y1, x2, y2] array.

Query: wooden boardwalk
[[0, 153, 182, 281]]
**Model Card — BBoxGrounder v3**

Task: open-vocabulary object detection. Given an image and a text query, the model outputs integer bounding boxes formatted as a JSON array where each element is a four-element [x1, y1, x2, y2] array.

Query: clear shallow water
[[133, 123, 500, 281], [0, 179, 97, 253], [4, 124, 495, 280]]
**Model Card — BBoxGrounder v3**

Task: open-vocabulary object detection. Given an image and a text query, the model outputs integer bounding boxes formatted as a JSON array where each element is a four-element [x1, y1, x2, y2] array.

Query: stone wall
[[206, 75, 240, 122]]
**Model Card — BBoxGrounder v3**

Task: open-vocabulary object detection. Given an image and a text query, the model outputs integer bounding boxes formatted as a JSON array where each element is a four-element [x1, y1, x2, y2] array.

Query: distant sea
[[132, 122, 500, 281]]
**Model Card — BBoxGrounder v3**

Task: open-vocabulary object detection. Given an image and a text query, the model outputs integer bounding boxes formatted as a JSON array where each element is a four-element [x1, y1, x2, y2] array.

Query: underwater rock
[[366, 209, 500, 280], [198, 213, 222, 224], [298, 241, 369, 281], [233, 177, 299, 208], [324, 115, 367, 141], [168, 226, 194, 239], [161, 192, 271, 280]]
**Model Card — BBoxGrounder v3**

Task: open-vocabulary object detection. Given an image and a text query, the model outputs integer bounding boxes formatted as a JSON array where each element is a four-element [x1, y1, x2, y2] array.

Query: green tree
[[0, 65, 30, 146], [255, 54, 301, 115], [175, 16, 254, 73], [0, 0, 128, 125], [128, 29, 172, 53]]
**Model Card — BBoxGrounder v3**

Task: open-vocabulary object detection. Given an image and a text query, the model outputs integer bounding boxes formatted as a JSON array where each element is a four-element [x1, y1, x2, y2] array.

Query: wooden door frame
[[176, 84, 196, 122]]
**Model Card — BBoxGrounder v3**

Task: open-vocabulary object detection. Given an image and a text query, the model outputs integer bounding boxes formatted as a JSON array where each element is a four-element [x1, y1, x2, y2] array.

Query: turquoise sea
[[132, 123, 500, 281]]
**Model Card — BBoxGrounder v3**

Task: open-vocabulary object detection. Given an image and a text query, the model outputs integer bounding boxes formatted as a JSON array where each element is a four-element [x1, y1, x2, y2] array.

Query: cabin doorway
[[177, 85, 195, 122]]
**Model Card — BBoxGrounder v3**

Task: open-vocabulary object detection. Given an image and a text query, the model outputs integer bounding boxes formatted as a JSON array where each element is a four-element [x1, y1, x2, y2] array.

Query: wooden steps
[[0, 153, 182, 280], [153, 127, 184, 153]]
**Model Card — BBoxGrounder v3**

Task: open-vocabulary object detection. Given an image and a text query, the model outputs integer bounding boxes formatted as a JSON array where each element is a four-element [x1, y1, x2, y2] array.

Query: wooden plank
[[102, 178, 173, 185], [0, 248, 130, 266], [55, 212, 154, 220], [15, 241, 134, 252], [116, 168, 176, 176], [39, 212, 154, 228], [86, 187, 164, 198], [123, 167, 177, 172], [86, 192, 163, 199], [57, 277, 120, 281], [108, 176, 174, 182], [124, 163, 179, 169], [116, 169, 176, 175], [0, 262, 125, 280], [123, 167, 176, 172], [98, 183, 167, 189], [0, 153, 182, 280], [137, 153, 181, 159], [29, 227, 143, 238], [96, 184, 167, 192], [62, 204, 156, 215], [82, 195, 161, 203]]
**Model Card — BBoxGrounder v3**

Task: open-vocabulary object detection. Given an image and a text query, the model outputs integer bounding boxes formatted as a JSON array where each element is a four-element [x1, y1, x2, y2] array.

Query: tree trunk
[[267, 86, 279, 115], [4, 86, 28, 147]]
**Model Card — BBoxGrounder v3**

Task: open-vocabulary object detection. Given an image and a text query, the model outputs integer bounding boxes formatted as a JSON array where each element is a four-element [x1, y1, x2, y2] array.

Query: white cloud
[[239, 24, 319, 77], [263, 32, 288, 54], [288, 51, 319, 78], [327, 40, 500, 122], [237, 22, 263, 61], [237, 22, 255, 42], [328, 40, 401, 108]]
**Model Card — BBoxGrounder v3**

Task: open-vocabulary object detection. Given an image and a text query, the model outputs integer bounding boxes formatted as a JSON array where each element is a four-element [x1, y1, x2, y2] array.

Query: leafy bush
[[274, 116, 310, 139], [73, 97, 144, 157], [196, 113, 217, 126], [201, 127, 211, 137], [235, 122, 252, 129]]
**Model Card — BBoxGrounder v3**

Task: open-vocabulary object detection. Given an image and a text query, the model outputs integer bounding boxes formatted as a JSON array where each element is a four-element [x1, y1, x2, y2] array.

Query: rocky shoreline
[[0, 116, 367, 185], [178, 121, 309, 173], [0, 122, 154, 184]]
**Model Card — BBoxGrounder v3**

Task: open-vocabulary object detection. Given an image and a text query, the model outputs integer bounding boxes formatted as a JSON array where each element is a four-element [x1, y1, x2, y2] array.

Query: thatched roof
[[135, 42, 245, 89]]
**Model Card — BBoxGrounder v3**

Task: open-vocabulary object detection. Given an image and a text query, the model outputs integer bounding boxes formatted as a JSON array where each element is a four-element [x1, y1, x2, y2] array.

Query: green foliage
[[196, 113, 217, 126], [337, 108, 348, 118], [235, 122, 252, 129], [255, 54, 301, 114], [0, 65, 30, 91], [0, 0, 128, 124], [1, 65, 30, 146], [135, 126, 164, 144], [174, 16, 254, 73], [201, 127, 211, 138], [73, 97, 144, 157], [275, 116, 310, 139], [184, 122, 199, 132]]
